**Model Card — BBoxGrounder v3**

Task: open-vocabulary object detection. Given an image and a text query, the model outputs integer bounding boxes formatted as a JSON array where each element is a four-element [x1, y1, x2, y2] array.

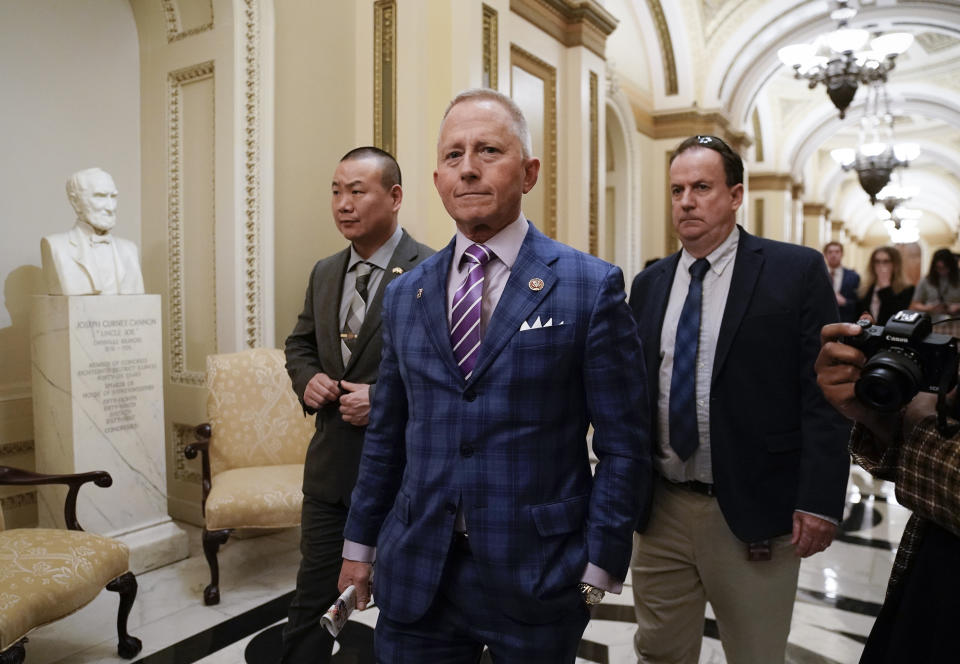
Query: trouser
[[631, 477, 800, 664], [281, 496, 348, 664], [375, 533, 591, 663]]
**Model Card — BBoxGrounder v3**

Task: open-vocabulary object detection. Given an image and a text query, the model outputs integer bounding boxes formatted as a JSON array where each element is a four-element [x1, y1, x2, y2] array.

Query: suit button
[[445, 503, 457, 515], [463, 390, 477, 402], [460, 445, 474, 458]]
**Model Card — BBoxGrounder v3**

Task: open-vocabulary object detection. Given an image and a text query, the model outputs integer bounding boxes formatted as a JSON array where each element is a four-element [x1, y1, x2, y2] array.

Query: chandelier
[[829, 81, 919, 204], [777, 1, 913, 119]]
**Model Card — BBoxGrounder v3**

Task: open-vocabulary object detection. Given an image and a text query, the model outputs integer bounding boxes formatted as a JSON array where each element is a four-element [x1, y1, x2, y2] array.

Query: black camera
[[841, 310, 959, 412]]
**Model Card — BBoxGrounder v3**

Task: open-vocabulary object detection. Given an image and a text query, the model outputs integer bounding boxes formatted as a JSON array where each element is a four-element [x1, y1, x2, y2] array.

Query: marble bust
[[41, 167, 145, 295]]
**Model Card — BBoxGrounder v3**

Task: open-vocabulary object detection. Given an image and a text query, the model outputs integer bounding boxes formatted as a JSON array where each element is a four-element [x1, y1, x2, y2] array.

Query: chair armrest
[[185, 423, 213, 516], [0, 465, 112, 531]]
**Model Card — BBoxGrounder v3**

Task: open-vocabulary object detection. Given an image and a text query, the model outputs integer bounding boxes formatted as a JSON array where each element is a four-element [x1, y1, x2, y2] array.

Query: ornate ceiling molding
[[645, 0, 678, 95], [509, 0, 617, 59], [637, 108, 751, 153]]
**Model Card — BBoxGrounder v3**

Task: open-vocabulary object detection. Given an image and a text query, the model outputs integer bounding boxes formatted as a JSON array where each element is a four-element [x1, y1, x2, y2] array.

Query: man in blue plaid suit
[[338, 89, 650, 662]]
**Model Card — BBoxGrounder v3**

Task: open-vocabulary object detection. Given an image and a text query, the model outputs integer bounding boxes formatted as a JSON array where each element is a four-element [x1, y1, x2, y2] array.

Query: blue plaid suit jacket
[[343, 222, 651, 625]]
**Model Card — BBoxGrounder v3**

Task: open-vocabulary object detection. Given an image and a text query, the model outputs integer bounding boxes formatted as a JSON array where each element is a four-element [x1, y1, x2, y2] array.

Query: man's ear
[[390, 184, 403, 213], [521, 158, 540, 195]]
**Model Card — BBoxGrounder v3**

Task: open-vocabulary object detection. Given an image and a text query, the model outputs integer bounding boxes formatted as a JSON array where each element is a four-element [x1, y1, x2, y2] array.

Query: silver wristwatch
[[578, 582, 605, 605]]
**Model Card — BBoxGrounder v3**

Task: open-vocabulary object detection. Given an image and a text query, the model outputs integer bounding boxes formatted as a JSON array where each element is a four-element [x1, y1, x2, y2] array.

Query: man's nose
[[679, 190, 694, 208], [335, 194, 353, 212], [459, 151, 480, 179]]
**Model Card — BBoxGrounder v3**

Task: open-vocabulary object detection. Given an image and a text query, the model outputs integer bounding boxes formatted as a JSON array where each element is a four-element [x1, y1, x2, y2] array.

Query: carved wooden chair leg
[[202, 528, 232, 605], [106, 571, 143, 658], [0, 639, 26, 664]]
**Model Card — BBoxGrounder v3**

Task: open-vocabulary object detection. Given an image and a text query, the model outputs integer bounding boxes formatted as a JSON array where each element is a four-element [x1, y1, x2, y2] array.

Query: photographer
[[816, 321, 960, 663]]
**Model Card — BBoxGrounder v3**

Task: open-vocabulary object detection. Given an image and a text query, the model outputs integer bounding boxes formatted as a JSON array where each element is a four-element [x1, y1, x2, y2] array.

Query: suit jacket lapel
[[69, 225, 102, 292], [647, 253, 681, 390], [467, 225, 558, 386], [417, 238, 464, 380], [318, 249, 350, 376], [346, 231, 419, 371], [713, 228, 763, 383]]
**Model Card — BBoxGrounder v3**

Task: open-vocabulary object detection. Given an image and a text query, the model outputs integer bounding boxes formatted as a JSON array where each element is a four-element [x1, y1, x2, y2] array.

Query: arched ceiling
[[622, 0, 960, 248]]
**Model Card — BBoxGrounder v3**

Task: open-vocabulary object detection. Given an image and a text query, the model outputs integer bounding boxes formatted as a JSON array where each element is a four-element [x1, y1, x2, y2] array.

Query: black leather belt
[[668, 478, 717, 497], [452, 531, 471, 555]]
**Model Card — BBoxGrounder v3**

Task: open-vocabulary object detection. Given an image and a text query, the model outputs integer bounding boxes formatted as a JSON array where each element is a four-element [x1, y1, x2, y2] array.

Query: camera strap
[[936, 370, 959, 438]]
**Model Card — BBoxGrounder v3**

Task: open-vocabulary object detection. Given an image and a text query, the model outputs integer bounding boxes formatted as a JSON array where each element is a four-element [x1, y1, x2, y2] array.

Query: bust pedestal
[[30, 295, 188, 573]]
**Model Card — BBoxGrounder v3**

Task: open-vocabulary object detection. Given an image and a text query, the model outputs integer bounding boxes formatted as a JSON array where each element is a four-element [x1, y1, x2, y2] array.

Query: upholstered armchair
[[185, 348, 313, 605], [0, 466, 141, 663]]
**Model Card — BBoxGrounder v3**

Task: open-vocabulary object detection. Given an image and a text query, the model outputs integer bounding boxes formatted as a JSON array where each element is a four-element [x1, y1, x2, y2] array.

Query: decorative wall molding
[[241, 0, 265, 349], [483, 4, 499, 89], [0, 491, 36, 512], [510, 44, 558, 239], [374, 0, 398, 156], [589, 70, 599, 256], [645, 0, 678, 95], [749, 173, 794, 191], [161, 0, 214, 43], [751, 107, 764, 163], [806, 203, 829, 218], [172, 422, 201, 484], [0, 440, 33, 457], [642, 109, 751, 152], [605, 87, 643, 278], [167, 61, 216, 387], [509, 0, 617, 59]]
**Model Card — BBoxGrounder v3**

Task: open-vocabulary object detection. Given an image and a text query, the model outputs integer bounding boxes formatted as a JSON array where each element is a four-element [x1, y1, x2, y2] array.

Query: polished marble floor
[[23, 465, 899, 664]]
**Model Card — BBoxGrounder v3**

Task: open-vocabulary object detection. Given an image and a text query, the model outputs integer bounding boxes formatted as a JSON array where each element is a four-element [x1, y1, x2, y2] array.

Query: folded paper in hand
[[320, 585, 357, 637]]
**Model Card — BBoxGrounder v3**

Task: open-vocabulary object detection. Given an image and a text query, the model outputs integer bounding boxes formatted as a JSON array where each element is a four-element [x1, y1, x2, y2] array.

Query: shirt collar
[[453, 212, 529, 272], [348, 225, 403, 272], [679, 225, 739, 277], [75, 220, 113, 245]]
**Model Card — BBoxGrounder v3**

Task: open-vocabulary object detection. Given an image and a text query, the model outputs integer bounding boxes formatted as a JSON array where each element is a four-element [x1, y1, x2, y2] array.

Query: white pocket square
[[519, 316, 564, 331]]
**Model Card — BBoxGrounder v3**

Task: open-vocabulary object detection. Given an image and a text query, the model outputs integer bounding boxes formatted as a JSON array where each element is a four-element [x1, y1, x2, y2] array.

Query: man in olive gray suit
[[281, 147, 433, 663]]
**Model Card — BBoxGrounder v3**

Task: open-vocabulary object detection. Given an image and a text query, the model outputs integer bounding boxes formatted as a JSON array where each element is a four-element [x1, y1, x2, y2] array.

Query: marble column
[[31, 295, 188, 573]]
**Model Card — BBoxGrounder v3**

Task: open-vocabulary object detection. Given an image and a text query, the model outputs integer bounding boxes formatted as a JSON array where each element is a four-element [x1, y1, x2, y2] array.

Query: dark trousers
[[374, 537, 590, 664], [281, 496, 349, 664], [860, 522, 960, 663]]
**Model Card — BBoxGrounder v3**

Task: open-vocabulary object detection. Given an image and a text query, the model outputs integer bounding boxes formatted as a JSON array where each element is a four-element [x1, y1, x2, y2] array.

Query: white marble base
[[30, 295, 187, 573]]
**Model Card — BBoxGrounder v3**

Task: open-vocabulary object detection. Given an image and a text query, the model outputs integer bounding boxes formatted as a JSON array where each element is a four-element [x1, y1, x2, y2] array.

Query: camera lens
[[855, 350, 924, 412]]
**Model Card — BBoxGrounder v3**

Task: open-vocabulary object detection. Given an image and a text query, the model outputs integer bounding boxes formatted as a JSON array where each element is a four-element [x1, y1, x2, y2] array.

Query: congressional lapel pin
[[392, 267, 404, 275], [416, 288, 423, 299], [528, 277, 544, 292]]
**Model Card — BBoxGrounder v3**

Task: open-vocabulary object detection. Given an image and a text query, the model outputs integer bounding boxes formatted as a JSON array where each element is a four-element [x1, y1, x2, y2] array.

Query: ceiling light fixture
[[777, 1, 913, 119]]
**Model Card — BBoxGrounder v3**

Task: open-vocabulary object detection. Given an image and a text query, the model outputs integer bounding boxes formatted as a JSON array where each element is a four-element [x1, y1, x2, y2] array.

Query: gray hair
[[439, 88, 534, 159]]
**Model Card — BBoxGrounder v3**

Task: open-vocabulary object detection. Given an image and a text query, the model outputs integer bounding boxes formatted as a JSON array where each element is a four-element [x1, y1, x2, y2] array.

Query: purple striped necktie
[[450, 243, 493, 379]]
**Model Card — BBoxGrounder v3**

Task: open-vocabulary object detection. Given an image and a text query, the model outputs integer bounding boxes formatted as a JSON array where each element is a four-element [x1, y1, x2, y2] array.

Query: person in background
[[910, 247, 960, 322], [823, 241, 860, 322], [281, 147, 433, 663], [856, 246, 914, 325]]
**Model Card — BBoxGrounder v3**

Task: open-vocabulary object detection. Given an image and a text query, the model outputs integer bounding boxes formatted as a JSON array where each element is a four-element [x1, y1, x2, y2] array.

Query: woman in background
[[856, 246, 915, 324], [910, 247, 960, 322]]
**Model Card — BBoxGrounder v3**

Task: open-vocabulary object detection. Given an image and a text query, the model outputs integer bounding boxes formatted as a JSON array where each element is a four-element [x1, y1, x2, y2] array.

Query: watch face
[[583, 586, 604, 604]]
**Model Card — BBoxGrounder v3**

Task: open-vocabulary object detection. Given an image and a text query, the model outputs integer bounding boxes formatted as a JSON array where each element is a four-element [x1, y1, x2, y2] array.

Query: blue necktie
[[669, 257, 710, 461]]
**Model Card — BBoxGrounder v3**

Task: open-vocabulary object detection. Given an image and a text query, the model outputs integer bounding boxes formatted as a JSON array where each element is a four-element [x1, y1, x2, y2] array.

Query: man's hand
[[835, 292, 847, 306], [339, 560, 373, 610], [339, 381, 371, 426], [791, 512, 837, 558], [815, 322, 872, 423], [304, 372, 341, 409]]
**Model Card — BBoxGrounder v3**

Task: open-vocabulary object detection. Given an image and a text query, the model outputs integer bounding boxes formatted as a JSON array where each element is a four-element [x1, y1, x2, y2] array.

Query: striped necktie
[[450, 244, 493, 380], [669, 257, 710, 461], [341, 261, 373, 365]]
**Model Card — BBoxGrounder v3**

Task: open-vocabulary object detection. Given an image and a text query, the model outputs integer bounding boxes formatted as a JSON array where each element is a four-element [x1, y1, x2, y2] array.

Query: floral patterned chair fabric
[[185, 348, 313, 605], [0, 467, 141, 664]]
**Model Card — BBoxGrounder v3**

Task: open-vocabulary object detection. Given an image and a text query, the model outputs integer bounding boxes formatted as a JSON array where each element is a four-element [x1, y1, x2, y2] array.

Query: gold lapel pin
[[528, 277, 544, 292], [416, 288, 423, 299], [392, 267, 404, 275]]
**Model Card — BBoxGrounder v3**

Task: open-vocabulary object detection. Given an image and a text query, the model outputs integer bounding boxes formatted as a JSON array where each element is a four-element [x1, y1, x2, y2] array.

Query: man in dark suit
[[824, 240, 861, 322], [628, 136, 850, 663], [281, 147, 433, 663], [338, 89, 650, 663]]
